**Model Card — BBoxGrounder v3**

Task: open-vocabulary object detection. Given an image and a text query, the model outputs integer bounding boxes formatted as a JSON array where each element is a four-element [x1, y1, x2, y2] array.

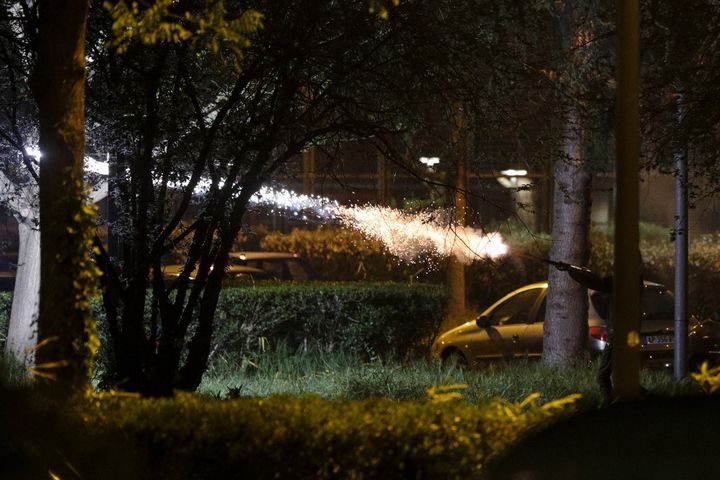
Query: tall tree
[[0, 166, 38, 366], [543, 0, 612, 364], [30, 0, 95, 393], [0, 1, 41, 367]]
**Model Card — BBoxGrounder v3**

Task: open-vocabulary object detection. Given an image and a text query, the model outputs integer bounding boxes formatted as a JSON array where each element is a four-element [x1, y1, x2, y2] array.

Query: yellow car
[[431, 281, 718, 369]]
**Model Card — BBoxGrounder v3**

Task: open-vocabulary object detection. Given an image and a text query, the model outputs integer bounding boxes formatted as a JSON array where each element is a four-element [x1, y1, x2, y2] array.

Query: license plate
[[643, 334, 673, 345]]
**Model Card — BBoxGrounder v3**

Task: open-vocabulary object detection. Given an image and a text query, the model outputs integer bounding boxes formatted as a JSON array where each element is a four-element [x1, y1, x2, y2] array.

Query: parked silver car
[[227, 251, 318, 281], [431, 281, 720, 369], [162, 251, 318, 284]]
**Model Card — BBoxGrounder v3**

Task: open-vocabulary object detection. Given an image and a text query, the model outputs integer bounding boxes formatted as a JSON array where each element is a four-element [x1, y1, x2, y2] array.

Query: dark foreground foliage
[[0, 383, 577, 480], [4, 377, 717, 480], [485, 395, 720, 480]]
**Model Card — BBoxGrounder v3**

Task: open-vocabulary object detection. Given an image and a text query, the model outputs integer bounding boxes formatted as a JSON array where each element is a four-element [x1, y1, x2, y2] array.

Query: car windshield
[[641, 287, 674, 320], [489, 288, 542, 325], [590, 286, 674, 321], [238, 258, 314, 281]]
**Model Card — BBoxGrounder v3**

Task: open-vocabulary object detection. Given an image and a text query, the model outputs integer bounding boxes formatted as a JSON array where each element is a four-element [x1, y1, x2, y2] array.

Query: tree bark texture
[[543, 0, 595, 364], [0, 174, 40, 368], [445, 102, 467, 326], [31, 0, 92, 394], [544, 110, 592, 363], [5, 218, 40, 366]]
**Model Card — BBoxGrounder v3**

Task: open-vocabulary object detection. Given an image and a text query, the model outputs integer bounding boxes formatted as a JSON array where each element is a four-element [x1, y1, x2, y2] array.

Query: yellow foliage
[[426, 384, 468, 403], [368, 0, 400, 19], [540, 393, 584, 412], [626, 330, 640, 348], [691, 361, 720, 394], [425, 383, 582, 454], [66, 386, 579, 478], [103, 0, 263, 67]]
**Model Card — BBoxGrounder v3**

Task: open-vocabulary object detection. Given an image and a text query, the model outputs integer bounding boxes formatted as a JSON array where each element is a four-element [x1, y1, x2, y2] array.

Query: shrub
[[588, 229, 720, 319], [1, 383, 580, 480], [465, 255, 548, 311], [212, 282, 447, 363], [260, 226, 443, 282], [1, 284, 444, 384]]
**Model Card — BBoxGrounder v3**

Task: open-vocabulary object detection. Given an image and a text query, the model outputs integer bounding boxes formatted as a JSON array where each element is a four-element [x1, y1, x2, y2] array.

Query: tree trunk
[[543, 110, 592, 363], [4, 218, 40, 367], [31, 0, 92, 394], [542, 0, 596, 364], [177, 233, 236, 391], [445, 101, 467, 327]]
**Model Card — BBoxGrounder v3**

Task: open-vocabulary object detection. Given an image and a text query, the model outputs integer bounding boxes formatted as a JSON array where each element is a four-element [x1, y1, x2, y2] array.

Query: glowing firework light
[[334, 205, 508, 263], [249, 186, 340, 220], [248, 186, 508, 264], [53, 156, 509, 263]]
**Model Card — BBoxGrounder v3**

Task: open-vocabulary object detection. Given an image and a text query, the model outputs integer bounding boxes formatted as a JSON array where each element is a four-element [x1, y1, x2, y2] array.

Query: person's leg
[[596, 344, 613, 406]]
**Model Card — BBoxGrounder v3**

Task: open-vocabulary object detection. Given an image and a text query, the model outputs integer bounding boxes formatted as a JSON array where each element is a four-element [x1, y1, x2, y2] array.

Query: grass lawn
[[197, 346, 698, 409]]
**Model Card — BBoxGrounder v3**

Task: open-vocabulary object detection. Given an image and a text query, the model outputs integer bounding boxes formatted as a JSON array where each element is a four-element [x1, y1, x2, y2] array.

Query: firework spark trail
[[70, 161, 509, 262], [335, 205, 508, 263], [249, 186, 508, 263], [249, 186, 340, 220]]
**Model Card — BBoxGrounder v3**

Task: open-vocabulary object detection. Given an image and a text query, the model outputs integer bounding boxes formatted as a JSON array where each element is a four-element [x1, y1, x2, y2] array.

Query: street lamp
[[500, 169, 527, 177], [419, 156, 440, 169], [496, 169, 529, 189], [496, 169, 534, 229]]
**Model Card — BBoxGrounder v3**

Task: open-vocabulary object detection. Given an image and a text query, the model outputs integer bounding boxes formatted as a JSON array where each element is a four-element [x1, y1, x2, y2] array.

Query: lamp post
[[674, 92, 688, 381]]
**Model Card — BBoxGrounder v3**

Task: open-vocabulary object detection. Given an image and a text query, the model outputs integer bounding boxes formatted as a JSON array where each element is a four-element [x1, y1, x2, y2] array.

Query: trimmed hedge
[[212, 282, 447, 362], [1, 386, 579, 479], [0, 283, 446, 374]]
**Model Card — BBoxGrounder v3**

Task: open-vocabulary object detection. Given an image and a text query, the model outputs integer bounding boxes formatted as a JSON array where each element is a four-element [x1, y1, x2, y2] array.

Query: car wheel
[[442, 348, 468, 368]]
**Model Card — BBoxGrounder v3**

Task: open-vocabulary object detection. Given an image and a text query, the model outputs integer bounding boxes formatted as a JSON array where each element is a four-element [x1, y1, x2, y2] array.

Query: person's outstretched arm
[[553, 262, 612, 292]]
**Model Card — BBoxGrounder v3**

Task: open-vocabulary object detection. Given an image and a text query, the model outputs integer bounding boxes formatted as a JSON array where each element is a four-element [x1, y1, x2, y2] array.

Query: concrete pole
[[612, 0, 641, 399], [674, 92, 688, 381]]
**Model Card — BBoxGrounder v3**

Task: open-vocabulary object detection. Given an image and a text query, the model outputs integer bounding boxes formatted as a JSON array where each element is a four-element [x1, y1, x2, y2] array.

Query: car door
[[470, 287, 545, 361], [518, 291, 547, 358]]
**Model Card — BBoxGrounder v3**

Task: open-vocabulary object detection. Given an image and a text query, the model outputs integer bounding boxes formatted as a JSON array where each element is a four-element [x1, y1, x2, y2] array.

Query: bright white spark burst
[[249, 186, 509, 264], [250, 186, 340, 220]]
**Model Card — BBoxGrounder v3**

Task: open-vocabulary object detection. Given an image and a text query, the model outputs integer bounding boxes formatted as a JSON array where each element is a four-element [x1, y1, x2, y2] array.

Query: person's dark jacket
[[554, 262, 613, 325]]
